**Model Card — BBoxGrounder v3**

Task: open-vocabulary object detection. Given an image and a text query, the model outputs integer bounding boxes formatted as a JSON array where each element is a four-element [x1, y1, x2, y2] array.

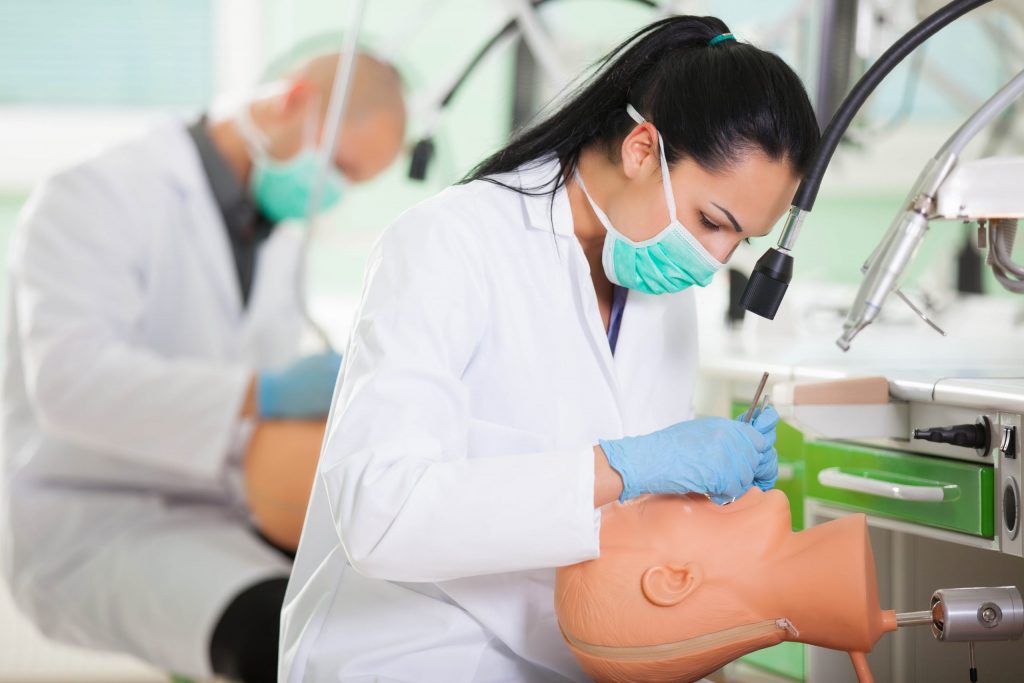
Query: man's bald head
[[245, 50, 406, 183], [293, 51, 406, 182], [297, 52, 404, 122]]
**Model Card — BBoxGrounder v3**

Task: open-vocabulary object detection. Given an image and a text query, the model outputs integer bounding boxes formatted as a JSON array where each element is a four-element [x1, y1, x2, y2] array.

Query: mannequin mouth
[[560, 618, 799, 662]]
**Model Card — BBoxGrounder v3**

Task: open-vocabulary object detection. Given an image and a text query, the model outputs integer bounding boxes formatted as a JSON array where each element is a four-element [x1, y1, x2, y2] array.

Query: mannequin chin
[[555, 489, 896, 683], [243, 420, 326, 551]]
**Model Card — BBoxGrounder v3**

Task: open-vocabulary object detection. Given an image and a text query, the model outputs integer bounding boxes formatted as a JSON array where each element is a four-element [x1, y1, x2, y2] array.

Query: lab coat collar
[[513, 156, 574, 238], [154, 118, 246, 315], [153, 117, 214, 193]]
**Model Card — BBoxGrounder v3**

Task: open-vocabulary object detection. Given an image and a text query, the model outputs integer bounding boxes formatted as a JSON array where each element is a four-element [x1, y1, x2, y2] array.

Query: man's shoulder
[[43, 119, 192, 196]]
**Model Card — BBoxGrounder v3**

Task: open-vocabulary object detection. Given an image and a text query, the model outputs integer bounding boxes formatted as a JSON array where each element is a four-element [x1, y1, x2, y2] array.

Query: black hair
[[462, 15, 819, 194]]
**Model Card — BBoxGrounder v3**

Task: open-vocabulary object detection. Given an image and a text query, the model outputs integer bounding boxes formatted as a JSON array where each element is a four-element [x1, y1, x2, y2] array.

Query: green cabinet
[[727, 403, 995, 682], [739, 641, 806, 681], [804, 440, 995, 537]]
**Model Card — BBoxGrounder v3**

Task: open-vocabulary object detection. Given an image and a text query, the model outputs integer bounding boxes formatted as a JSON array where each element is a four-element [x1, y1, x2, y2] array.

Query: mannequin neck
[[759, 515, 896, 651]]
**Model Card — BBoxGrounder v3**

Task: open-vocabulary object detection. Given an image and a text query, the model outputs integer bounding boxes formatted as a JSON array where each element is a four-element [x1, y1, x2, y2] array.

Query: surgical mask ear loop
[[237, 99, 337, 350], [234, 103, 272, 160], [625, 104, 680, 224], [625, 105, 723, 271]]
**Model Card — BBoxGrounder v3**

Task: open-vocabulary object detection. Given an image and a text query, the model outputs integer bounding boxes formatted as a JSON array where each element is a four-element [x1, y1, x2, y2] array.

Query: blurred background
[[0, 0, 1022, 680]]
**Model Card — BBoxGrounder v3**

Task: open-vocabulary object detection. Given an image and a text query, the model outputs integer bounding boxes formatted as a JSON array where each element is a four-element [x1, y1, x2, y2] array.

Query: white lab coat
[[1, 120, 305, 676], [280, 158, 699, 682]]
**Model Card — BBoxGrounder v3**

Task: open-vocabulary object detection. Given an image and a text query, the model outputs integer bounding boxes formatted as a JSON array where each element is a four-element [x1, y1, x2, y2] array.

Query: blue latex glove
[[257, 351, 343, 419], [599, 406, 780, 504]]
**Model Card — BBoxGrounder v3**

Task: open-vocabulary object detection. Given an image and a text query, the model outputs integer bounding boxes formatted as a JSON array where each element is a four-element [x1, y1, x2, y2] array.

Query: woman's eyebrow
[[711, 202, 744, 233]]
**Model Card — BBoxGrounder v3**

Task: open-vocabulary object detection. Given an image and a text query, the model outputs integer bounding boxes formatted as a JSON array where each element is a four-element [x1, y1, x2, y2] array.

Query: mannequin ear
[[641, 563, 703, 607]]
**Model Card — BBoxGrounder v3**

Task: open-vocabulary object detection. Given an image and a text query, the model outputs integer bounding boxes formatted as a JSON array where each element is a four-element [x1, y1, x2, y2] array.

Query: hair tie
[[708, 32, 735, 46]]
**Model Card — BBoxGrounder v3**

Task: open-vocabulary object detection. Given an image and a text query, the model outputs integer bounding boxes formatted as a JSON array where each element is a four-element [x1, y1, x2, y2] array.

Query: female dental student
[[281, 15, 820, 683]]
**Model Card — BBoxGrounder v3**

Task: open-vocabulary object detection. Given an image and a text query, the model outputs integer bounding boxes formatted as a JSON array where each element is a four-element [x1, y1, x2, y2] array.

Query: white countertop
[[695, 285, 1024, 412]]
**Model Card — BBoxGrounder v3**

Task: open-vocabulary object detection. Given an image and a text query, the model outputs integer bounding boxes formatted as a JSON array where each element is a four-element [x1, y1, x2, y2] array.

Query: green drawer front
[[731, 402, 805, 531], [805, 441, 994, 537], [741, 641, 805, 681]]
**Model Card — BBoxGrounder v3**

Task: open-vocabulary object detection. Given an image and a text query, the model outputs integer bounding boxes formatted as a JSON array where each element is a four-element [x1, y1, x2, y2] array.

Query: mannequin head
[[244, 420, 325, 551], [555, 489, 896, 682]]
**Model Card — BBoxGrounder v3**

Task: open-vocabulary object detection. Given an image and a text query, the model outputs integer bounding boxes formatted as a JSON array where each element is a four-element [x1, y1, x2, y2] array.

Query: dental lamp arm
[[506, 0, 570, 85], [741, 0, 993, 320], [408, 0, 659, 181]]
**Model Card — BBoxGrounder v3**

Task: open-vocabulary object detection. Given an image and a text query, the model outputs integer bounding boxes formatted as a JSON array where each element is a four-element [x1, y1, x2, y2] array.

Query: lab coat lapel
[[159, 121, 244, 319], [518, 159, 622, 416], [568, 242, 621, 404], [613, 288, 699, 434]]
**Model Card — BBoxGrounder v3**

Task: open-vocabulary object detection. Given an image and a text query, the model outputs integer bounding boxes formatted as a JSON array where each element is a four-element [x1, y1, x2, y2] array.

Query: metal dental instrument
[[742, 372, 770, 423], [702, 373, 770, 506], [703, 377, 770, 506], [893, 288, 946, 337], [740, 0, 994, 321], [837, 67, 1024, 351]]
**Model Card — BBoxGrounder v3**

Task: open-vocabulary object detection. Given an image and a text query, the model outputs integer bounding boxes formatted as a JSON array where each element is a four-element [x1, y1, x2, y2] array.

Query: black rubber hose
[[439, 0, 659, 109], [794, 0, 993, 212], [410, 0, 659, 180]]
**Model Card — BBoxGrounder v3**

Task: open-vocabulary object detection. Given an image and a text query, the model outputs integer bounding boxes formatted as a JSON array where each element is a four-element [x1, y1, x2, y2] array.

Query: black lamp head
[[739, 247, 793, 320], [408, 137, 436, 181]]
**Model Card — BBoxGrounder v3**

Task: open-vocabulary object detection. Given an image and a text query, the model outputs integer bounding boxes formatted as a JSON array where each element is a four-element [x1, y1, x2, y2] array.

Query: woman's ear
[[619, 122, 659, 180], [641, 563, 703, 607]]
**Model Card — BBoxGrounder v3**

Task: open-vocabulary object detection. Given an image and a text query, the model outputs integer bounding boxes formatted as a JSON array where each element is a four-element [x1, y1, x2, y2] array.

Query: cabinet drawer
[[741, 641, 805, 681], [805, 441, 994, 537]]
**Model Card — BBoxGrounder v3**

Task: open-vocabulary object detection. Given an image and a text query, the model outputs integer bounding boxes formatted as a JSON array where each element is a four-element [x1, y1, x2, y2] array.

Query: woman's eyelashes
[[699, 210, 753, 244], [697, 212, 721, 231]]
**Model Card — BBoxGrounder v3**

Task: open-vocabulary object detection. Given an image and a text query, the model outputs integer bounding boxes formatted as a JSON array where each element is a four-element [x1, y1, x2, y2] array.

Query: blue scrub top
[[607, 285, 627, 354]]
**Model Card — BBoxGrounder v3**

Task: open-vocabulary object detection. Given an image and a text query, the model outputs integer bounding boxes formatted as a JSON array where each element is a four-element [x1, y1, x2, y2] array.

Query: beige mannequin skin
[[243, 420, 326, 551], [555, 488, 896, 683]]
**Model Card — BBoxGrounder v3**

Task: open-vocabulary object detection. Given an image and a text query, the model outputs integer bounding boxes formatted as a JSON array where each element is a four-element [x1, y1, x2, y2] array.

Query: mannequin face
[[556, 489, 896, 683]]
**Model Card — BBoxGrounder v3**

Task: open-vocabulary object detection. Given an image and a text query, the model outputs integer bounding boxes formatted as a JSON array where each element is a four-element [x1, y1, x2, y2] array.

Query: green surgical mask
[[235, 103, 347, 223], [576, 104, 724, 295]]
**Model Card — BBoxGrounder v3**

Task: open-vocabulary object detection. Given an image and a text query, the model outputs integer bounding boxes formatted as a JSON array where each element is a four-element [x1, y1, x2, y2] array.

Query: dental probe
[[742, 372, 770, 423]]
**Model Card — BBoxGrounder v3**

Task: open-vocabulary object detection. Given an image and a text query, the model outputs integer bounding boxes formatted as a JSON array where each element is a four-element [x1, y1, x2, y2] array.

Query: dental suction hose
[[740, 0, 993, 321], [990, 219, 1024, 293]]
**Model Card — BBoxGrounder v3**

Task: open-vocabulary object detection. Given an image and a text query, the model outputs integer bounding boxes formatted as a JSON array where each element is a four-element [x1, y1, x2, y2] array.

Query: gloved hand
[[257, 351, 343, 419], [599, 406, 779, 504]]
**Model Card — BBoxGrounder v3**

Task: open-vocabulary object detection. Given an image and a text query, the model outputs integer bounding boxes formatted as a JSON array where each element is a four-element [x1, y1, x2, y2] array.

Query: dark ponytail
[[462, 15, 819, 194]]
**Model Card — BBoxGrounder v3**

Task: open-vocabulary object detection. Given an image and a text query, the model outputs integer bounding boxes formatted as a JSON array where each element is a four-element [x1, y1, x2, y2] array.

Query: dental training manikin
[[244, 420, 325, 551], [555, 488, 896, 683]]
